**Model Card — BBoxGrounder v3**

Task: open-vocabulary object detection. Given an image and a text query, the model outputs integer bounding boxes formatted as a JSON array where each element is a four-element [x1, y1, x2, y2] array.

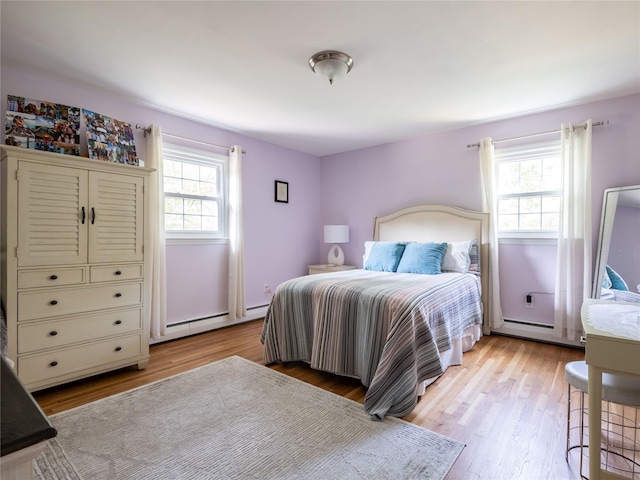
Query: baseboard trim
[[150, 305, 268, 345], [151, 311, 584, 349], [492, 319, 584, 348]]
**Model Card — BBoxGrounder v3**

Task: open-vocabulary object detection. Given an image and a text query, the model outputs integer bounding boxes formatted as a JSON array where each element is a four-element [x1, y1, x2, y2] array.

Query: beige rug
[[35, 356, 464, 479]]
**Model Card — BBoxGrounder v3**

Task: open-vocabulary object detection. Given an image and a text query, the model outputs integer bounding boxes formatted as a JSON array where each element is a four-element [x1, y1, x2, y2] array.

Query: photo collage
[[4, 95, 139, 166], [5, 95, 80, 155], [83, 109, 138, 166]]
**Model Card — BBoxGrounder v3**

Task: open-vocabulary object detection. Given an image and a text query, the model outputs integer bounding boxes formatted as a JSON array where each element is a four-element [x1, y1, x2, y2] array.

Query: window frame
[[162, 143, 228, 244], [494, 140, 562, 240]]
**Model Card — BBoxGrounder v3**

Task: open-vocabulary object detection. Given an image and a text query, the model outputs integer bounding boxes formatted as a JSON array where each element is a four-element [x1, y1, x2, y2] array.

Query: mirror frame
[[592, 184, 640, 299]]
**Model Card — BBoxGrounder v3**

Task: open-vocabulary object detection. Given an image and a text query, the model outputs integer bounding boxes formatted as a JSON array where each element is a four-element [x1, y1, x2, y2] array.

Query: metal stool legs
[[601, 400, 640, 478], [567, 383, 588, 479], [566, 383, 640, 479], [565, 360, 640, 479]]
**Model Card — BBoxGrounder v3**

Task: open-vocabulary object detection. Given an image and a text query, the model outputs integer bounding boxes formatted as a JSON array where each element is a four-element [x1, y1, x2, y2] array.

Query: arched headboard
[[374, 204, 490, 332]]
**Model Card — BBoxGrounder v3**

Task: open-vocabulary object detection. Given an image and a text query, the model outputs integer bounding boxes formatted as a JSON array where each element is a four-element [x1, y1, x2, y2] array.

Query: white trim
[[149, 306, 268, 344], [165, 236, 229, 246], [162, 142, 229, 239], [494, 140, 561, 160], [499, 230, 558, 240], [492, 319, 583, 347], [163, 143, 228, 164], [495, 139, 562, 236], [498, 237, 557, 246]]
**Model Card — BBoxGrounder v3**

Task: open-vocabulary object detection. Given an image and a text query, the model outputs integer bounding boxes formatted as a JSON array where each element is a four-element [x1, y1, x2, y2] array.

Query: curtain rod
[[135, 125, 244, 153], [466, 119, 609, 149]]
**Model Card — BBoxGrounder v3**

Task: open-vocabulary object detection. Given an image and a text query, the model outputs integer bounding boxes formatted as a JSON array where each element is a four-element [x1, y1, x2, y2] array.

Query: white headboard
[[373, 204, 489, 331]]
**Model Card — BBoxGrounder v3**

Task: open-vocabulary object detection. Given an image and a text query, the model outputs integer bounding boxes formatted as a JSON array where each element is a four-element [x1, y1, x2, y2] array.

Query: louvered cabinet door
[[88, 172, 144, 264], [17, 161, 89, 267]]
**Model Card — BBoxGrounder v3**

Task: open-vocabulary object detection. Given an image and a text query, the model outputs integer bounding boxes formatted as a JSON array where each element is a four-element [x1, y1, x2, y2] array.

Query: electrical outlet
[[525, 294, 533, 308], [264, 284, 271, 294]]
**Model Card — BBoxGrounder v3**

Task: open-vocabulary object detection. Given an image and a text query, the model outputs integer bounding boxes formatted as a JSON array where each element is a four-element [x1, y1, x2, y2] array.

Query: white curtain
[[479, 138, 504, 333], [554, 120, 592, 341], [228, 145, 246, 320], [146, 125, 167, 339]]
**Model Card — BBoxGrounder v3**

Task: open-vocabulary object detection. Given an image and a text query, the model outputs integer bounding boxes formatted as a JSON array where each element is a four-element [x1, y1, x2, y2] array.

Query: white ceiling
[[1, 1, 639, 157]]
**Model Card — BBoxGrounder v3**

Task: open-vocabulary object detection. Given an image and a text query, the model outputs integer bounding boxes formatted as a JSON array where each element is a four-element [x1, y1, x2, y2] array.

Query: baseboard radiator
[[150, 305, 269, 345], [493, 318, 584, 348]]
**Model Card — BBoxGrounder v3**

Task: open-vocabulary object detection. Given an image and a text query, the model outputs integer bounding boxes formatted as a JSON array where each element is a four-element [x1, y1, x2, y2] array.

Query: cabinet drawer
[[18, 308, 142, 353], [18, 267, 87, 289], [18, 283, 142, 321], [18, 334, 143, 386], [90, 264, 143, 283]]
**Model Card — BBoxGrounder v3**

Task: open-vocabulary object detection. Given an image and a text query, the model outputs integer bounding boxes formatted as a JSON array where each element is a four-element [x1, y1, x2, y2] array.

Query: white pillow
[[442, 240, 473, 273], [362, 241, 375, 266]]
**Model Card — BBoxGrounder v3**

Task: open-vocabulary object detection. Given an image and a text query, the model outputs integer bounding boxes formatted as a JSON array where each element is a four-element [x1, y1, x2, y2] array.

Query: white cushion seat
[[565, 360, 640, 406]]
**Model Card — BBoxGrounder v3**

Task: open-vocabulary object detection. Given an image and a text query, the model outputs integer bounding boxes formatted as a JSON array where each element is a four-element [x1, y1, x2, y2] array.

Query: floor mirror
[[592, 184, 640, 301]]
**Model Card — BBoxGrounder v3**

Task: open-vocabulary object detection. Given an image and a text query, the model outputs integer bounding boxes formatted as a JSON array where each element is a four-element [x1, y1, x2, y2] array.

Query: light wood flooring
[[34, 319, 587, 479]]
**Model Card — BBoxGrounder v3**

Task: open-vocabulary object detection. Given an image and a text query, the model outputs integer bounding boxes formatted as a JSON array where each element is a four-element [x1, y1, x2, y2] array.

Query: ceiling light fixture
[[308, 50, 354, 85]]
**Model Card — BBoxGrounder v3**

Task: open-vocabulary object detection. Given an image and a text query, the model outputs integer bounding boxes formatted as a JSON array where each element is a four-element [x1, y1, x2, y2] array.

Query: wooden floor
[[34, 319, 587, 479]]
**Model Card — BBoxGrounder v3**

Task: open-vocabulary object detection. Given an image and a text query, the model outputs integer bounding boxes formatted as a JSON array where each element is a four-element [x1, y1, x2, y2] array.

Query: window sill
[[166, 237, 229, 246], [498, 237, 557, 246]]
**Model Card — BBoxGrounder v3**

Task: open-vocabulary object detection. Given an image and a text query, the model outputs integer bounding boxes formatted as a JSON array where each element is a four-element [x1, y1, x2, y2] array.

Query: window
[[162, 144, 228, 242], [495, 140, 562, 237]]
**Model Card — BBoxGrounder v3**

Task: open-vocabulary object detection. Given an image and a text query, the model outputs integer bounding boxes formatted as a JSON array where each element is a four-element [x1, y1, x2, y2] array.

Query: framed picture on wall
[[275, 180, 289, 203]]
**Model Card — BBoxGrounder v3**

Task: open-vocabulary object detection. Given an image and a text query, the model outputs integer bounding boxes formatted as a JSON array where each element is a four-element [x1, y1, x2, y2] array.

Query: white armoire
[[1, 145, 153, 391]]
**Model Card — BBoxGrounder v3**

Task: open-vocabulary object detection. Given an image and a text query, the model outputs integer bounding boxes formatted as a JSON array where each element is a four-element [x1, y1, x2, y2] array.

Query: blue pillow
[[396, 242, 448, 275], [606, 265, 629, 291], [364, 242, 407, 272]]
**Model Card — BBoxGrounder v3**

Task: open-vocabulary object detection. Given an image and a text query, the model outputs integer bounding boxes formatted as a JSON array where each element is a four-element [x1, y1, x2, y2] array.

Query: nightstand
[[308, 264, 357, 275]]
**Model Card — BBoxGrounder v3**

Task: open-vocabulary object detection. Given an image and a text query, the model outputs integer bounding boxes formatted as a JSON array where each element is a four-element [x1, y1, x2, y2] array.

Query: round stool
[[565, 360, 640, 479]]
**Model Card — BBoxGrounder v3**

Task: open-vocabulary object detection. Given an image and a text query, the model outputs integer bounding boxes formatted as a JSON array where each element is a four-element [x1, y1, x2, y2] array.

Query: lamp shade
[[324, 225, 349, 266], [324, 225, 349, 244]]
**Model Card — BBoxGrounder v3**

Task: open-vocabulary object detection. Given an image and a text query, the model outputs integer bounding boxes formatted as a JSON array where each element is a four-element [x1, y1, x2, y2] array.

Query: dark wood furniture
[[1, 356, 56, 479]]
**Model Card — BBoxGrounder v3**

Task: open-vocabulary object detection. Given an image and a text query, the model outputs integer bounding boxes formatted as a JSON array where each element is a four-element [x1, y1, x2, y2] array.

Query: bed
[[601, 264, 640, 303], [261, 204, 490, 419]]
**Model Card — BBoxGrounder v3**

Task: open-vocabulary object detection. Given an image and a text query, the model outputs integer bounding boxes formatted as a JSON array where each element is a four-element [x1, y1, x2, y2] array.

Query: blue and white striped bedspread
[[260, 269, 483, 419]]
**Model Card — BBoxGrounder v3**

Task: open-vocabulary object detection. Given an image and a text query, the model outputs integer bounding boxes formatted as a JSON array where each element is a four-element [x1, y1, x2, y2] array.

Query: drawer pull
[[115, 320, 122, 325], [91, 207, 96, 225], [50, 361, 58, 367], [115, 346, 122, 352], [50, 300, 58, 305], [50, 275, 58, 280], [81, 206, 86, 225], [49, 330, 58, 336], [115, 270, 122, 276], [115, 293, 122, 298]]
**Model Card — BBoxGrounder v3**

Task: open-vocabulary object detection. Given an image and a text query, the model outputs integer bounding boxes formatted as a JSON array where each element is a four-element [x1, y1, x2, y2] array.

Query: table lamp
[[324, 225, 349, 265]]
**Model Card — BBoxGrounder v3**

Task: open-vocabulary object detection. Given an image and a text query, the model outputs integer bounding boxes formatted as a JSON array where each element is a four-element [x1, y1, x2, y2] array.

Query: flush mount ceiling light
[[308, 50, 354, 85]]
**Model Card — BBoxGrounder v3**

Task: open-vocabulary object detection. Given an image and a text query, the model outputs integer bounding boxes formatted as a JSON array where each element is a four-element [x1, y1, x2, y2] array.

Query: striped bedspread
[[260, 269, 483, 419]]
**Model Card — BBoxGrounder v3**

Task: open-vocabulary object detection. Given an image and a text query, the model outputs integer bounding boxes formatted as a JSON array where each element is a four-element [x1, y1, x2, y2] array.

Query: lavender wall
[[1, 65, 322, 324], [320, 94, 640, 325], [3, 63, 639, 328]]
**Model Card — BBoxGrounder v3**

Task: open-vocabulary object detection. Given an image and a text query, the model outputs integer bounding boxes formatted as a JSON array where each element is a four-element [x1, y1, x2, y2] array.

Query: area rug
[[35, 355, 464, 480]]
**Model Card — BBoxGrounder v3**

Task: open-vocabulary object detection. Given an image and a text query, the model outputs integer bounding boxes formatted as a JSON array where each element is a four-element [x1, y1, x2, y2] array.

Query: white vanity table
[[581, 298, 640, 480]]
